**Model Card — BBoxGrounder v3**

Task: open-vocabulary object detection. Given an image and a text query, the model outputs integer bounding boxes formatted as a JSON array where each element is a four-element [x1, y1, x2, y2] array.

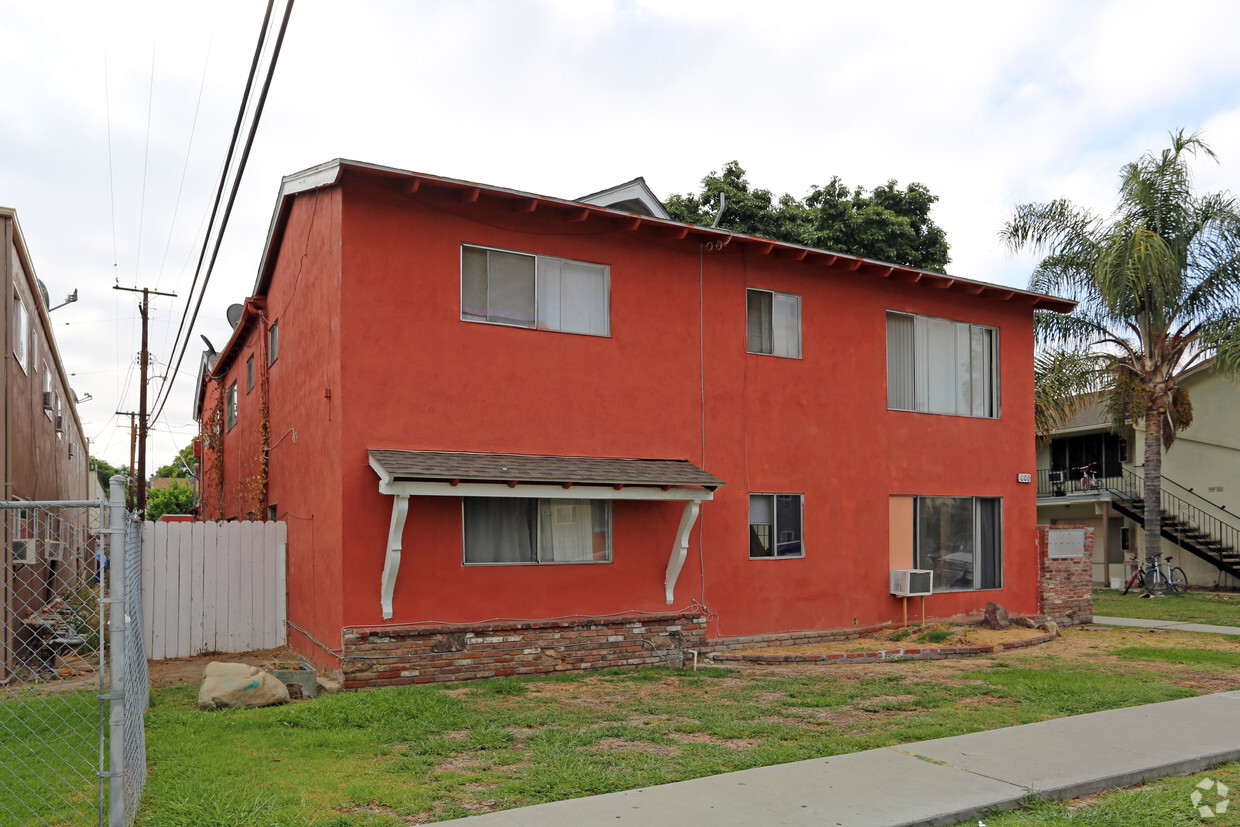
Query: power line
[[152, 0, 295, 424], [152, 0, 278, 418]]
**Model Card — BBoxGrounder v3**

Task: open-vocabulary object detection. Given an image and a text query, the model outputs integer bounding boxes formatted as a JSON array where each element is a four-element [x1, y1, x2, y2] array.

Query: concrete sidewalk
[[451, 691, 1240, 827], [1093, 615, 1240, 635]]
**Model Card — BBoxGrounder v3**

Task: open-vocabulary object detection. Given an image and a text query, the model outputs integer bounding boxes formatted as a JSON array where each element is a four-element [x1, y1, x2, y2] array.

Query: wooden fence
[[141, 520, 287, 660]]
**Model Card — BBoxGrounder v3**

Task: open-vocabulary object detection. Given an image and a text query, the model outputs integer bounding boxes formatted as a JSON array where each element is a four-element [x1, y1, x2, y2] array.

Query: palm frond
[[1033, 349, 1108, 439]]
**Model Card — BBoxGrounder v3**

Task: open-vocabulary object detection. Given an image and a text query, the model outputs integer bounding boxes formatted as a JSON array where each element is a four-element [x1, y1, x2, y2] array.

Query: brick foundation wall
[[1037, 525, 1094, 625], [340, 612, 706, 689]]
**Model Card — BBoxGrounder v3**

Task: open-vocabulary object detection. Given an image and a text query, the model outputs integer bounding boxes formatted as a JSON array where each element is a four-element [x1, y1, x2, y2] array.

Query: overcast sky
[[3, 0, 1240, 471]]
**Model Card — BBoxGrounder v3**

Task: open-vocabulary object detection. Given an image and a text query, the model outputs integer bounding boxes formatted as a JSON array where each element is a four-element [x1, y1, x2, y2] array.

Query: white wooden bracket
[[380, 494, 410, 620], [665, 499, 702, 605]]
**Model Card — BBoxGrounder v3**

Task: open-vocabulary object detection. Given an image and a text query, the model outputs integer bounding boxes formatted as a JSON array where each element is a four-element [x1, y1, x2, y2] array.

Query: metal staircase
[[1109, 468, 1240, 583]]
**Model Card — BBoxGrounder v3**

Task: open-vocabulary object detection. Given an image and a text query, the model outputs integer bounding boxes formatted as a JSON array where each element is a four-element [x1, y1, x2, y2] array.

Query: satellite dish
[[226, 304, 244, 328]]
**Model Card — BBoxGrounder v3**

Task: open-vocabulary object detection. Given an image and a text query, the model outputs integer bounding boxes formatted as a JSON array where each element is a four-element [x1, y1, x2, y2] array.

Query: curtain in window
[[487, 250, 536, 326], [461, 246, 489, 321], [886, 312, 915, 410], [746, 291, 773, 354], [977, 498, 1000, 588], [464, 498, 537, 563], [772, 293, 801, 358], [538, 500, 609, 561], [539, 260, 608, 335]]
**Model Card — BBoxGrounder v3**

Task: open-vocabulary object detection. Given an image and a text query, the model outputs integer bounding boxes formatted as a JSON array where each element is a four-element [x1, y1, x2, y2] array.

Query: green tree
[[665, 161, 950, 271], [1004, 130, 1240, 558], [154, 443, 196, 479], [91, 457, 129, 491], [145, 480, 196, 521]]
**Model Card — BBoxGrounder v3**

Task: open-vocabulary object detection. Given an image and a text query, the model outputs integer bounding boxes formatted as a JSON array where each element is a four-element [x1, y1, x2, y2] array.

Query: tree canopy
[[664, 161, 951, 272], [91, 457, 129, 491], [154, 443, 196, 479], [145, 480, 196, 521], [1005, 130, 1240, 558]]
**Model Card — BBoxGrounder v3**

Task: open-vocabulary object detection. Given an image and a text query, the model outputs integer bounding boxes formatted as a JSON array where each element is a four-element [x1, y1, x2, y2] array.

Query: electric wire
[[152, 0, 294, 424], [151, 0, 279, 421]]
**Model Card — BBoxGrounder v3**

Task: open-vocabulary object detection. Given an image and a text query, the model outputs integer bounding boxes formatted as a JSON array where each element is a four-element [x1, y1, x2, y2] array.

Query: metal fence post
[[107, 475, 127, 827]]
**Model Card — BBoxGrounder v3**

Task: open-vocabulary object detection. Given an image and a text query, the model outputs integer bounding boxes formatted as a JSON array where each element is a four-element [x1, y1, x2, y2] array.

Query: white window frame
[[246, 355, 254, 392], [12, 292, 28, 374], [886, 311, 1000, 418], [461, 497, 613, 565], [225, 382, 238, 432], [746, 288, 802, 359], [748, 493, 805, 559], [268, 322, 279, 366], [460, 243, 611, 337], [913, 496, 1002, 592]]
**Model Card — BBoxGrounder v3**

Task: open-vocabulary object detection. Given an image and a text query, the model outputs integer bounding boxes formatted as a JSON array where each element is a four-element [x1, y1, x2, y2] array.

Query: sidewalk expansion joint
[[896, 748, 1035, 792]]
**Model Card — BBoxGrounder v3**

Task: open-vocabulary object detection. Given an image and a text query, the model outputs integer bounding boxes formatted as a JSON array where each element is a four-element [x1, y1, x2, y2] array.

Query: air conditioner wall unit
[[12, 539, 37, 565], [42, 391, 55, 410], [890, 569, 933, 597], [42, 540, 64, 563]]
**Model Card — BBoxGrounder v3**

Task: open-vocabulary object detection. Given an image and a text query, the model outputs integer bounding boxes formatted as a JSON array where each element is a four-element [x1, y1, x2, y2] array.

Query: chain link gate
[[0, 478, 147, 826]]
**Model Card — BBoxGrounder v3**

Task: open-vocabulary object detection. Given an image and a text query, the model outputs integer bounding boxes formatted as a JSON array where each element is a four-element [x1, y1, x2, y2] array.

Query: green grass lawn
[[128, 625, 1240, 826], [963, 761, 1240, 826], [1094, 588, 1240, 626]]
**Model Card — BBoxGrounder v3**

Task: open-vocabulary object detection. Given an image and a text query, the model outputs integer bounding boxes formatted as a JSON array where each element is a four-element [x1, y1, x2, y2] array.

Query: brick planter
[[339, 612, 705, 689]]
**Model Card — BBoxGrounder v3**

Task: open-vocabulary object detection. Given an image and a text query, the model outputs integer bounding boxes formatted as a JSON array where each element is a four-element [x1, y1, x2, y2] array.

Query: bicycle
[[1120, 555, 1147, 595], [1148, 554, 1189, 595], [1073, 461, 1100, 491]]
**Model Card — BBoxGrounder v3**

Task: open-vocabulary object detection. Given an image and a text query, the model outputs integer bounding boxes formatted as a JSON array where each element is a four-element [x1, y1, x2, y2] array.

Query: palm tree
[[1004, 130, 1240, 560]]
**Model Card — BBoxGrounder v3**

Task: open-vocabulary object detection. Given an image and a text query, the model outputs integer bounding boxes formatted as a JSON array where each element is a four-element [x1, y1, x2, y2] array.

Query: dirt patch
[[668, 731, 761, 749], [581, 737, 676, 757], [434, 756, 489, 773], [724, 625, 1046, 659], [148, 646, 301, 689]]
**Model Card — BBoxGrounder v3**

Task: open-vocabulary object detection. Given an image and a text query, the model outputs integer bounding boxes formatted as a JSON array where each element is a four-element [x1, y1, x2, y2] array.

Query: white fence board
[[141, 520, 287, 659]]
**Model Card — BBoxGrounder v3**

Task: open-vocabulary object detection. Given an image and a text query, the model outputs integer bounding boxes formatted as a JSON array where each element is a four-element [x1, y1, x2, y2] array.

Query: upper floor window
[[886, 311, 999, 418], [746, 289, 801, 358], [225, 382, 238, 431], [268, 322, 279, 365], [461, 245, 609, 336], [246, 355, 254, 391], [12, 293, 28, 373]]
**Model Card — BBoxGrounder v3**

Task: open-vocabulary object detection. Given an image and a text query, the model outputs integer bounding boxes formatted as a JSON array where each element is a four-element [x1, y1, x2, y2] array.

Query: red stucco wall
[[203, 170, 1044, 670]]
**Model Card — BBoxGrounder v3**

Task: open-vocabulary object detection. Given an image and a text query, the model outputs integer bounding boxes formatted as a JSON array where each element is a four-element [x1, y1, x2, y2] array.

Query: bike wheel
[[1143, 570, 1168, 595], [1169, 567, 1189, 593]]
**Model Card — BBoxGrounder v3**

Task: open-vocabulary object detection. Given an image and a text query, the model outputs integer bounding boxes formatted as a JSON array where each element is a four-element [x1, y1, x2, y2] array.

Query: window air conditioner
[[890, 569, 933, 597], [12, 539, 37, 565], [42, 540, 64, 563], [42, 391, 55, 410]]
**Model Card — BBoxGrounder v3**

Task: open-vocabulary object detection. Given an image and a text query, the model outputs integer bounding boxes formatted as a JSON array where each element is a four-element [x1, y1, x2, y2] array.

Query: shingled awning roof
[[369, 449, 722, 490]]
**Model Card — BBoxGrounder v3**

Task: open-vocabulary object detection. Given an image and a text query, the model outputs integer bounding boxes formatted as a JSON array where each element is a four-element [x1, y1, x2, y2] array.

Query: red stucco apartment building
[[196, 161, 1073, 686]]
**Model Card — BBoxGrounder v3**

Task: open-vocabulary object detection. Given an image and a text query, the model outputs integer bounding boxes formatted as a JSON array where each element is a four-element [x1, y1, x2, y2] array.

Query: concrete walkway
[[451, 691, 1240, 826], [1093, 615, 1240, 636]]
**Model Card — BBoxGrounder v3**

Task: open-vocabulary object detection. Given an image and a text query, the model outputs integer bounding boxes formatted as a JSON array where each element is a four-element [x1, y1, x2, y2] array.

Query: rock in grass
[[198, 662, 290, 710], [982, 602, 1010, 630], [1037, 620, 1060, 638], [1011, 616, 1038, 629]]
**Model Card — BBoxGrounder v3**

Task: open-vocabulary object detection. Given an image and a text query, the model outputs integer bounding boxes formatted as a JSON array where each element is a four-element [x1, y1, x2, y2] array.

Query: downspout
[[2, 215, 10, 501]]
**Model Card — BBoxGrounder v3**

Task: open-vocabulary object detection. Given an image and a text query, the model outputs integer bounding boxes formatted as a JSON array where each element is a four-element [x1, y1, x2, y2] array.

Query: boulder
[[982, 602, 1010, 630], [1011, 616, 1038, 629], [1037, 620, 1060, 638], [198, 661, 290, 710]]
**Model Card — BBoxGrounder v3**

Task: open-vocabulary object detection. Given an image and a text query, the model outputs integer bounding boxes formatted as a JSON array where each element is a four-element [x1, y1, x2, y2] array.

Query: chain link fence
[[0, 482, 147, 826]]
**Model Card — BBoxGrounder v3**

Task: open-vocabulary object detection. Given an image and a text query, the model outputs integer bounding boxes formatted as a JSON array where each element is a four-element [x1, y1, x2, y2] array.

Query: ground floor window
[[915, 497, 1001, 591], [749, 493, 803, 558], [463, 498, 611, 564]]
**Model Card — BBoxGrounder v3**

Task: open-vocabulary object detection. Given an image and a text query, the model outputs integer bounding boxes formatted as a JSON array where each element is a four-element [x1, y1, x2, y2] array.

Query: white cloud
[[3, 0, 1240, 468]]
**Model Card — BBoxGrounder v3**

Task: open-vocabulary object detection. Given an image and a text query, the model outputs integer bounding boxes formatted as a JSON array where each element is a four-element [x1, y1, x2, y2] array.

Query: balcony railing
[[1035, 467, 1124, 498]]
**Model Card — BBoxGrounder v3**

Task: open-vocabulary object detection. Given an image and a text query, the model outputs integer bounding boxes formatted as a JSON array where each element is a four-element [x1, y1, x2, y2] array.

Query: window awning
[[367, 449, 724, 619], [368, 449, 722, 500]]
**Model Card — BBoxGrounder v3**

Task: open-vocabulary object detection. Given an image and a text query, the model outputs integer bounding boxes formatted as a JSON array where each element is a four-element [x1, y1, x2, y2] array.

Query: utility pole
[[114, 286, 176, 516], [117, 412, 138, 508]]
